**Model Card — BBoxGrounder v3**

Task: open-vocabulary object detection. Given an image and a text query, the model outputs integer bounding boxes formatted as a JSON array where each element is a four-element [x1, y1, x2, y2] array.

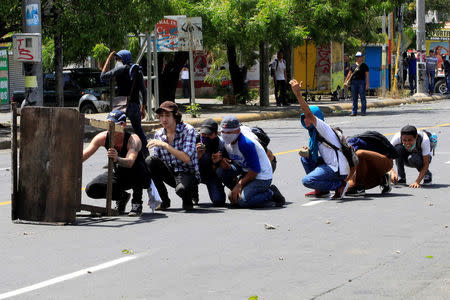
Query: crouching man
[[83, 110, 150, 216], [390, 125, 433, 188], [216, 115, 285, 208]]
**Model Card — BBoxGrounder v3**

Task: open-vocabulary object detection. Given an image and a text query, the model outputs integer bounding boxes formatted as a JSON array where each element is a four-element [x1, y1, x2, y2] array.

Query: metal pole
[[415, 0, 427, 94], [146, 32, 155, 120], [188, 19, 196, 104], [22, 0, 43, 106], [153, 26, 160, 106], [382, 12, 387, 97]]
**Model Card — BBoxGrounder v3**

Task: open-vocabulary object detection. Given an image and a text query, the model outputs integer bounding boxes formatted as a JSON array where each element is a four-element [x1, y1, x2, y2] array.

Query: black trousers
[[274, 80, 287, 106], [395, 144, 431, 179], [146, 156, 198, 206], [85, 172, 143, 205]]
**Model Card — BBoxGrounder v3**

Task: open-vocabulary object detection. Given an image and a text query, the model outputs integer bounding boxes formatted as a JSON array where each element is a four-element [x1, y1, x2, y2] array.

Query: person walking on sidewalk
[[146, 101, 200, 211], [408, 53, 417, 95], [215, 115, 285, 208], [344, 52, 369, 116], [101, 50, 149, 157], [443, 55, 450, 94], [83, 110, 150, 216], [389, 125, 433, 188], [290, 79, 349, 199], [426, 50, 438, 95], [271, 51, 289, 106]]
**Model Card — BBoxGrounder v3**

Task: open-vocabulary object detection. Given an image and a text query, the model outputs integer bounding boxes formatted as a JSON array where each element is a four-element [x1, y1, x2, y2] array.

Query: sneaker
[[397, 178, 406, 185], [128, 204, 142, 217], [332, 181, 349, 199], [115, 192, 131, 215], [423, 172, 432, 185], [155, 201, 171, 211], [381, 173, 392, 194], [346, 187, 366, 197], [305, 190, 330, 198], [182, 201, 194, 211], [270, 185, 286, 207]]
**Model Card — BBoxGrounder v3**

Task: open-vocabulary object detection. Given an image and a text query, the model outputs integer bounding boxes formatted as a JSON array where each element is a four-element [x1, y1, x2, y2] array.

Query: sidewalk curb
[[1, 95, 448, 150]]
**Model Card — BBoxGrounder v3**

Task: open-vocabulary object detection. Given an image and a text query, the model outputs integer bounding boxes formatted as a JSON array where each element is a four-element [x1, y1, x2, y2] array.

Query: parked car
[[434, 69, 447, 94], [13, 68, 111, 113]]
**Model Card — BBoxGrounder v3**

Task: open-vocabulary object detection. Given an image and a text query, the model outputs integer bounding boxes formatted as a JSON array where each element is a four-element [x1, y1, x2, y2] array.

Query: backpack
[[348, 131, 399, 159], [423, 130, 438, 156], [317, 127, 359, 169], [251, 126, 271, 150]]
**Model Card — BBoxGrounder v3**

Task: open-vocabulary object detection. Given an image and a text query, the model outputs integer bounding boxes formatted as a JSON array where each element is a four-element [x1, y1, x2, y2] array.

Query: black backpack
[[251, 126, 271, 150], [348, 131, 399, 159], [317, 127, 359, 169]]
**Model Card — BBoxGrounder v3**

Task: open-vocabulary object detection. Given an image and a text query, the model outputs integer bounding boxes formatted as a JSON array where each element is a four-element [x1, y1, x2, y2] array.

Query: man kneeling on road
[[216, 116, 285, 208], [389, 125, 433, 188], [290, 79, 349, 199], [83, 110, 150, 216]]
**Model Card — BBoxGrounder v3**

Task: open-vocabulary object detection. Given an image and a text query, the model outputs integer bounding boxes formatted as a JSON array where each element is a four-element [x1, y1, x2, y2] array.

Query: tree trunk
[[158, 52, 189, 104], [54, 4, 64, 107], [259, 41, 269, 106], [281, 40, 292, 81], [227, 44, 245, 97]]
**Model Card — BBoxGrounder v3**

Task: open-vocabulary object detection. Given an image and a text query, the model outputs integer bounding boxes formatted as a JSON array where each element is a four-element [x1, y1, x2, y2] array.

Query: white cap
[[355, 51, 363, 57]]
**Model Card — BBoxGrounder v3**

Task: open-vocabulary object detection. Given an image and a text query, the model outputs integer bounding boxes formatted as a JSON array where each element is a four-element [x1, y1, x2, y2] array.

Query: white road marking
[[445, 161, 450, 164], [0, 255, 138, 299], [302, 200, 328, 206]]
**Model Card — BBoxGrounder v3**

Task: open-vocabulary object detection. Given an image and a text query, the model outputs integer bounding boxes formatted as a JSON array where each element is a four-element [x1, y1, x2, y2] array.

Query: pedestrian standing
[[408, 53, 417, 95], [344, 52, 370, 116], [443, 55, 450, 94], [180, 64, 190, 99], [425, 50, 438, 95], [271, 51, 289, 106], [101, 50, 149, 157]]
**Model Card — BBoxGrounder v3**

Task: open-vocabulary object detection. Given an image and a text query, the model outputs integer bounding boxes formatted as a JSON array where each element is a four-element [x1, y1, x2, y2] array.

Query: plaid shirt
[[154, 122, 200, 180]]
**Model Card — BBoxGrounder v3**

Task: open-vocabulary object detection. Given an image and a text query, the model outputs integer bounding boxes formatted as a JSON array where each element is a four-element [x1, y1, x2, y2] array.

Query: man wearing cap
[[426, 50, 438, 95], [389, 125, 433, 188], [195, 118, 227, 206], [216, 115, 285, 208], [344, 52, 369, 116], [101, 50, 149, 157], [146, 101, 200, 211], [83, 110, 150, 216]]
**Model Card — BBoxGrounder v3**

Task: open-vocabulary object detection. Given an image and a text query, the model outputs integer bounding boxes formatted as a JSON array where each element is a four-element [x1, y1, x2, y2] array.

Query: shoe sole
[[346, 192, 365, 197], [305, 193, 330, 199], [333, 182, 349, 200]]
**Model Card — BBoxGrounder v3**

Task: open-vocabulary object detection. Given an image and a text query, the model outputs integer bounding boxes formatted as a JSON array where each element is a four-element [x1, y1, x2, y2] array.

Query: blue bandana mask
[[200, 136, 211, 145]]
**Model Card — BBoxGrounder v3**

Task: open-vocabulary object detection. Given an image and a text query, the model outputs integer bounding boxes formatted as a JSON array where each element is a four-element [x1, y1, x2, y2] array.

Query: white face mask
[[115, 61, 123, 67], [222, 133, 240, 144]]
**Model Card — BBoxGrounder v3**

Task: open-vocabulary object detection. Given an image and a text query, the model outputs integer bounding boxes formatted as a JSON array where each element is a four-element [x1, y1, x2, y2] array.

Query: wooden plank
[[11, 102, 17, 220], [106, 121, 115, 216], [85, 118, 123, 132], [17, 107, 81, 223], [76, 113, 84, 211], [80, 204, 118, 216]]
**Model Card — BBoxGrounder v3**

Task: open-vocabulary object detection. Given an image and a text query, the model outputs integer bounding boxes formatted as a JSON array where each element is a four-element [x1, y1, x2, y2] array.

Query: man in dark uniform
[[83, 110, 150, 216]]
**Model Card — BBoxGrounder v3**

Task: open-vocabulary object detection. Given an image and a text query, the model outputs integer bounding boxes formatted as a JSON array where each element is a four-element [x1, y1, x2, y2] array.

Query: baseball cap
[[220, 115, 241, 132], [106, 110, 126, 124], [355, 52, 363, 57], [200, 118, 218, 135], [156, 101, 178, 114]]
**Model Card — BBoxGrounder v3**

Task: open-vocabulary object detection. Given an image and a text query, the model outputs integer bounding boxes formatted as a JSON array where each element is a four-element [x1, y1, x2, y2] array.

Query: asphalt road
[[1, 100, 450, 299]]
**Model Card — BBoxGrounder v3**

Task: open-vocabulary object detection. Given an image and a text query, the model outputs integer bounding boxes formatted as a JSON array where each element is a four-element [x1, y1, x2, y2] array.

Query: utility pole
[[388, 12, 393, 91], [382, 12, 387, 97], [415, 0, 427, 94], [22, 0, 43, 106]]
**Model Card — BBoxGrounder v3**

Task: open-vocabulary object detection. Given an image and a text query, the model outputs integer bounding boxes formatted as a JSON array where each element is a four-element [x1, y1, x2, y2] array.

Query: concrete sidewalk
[[0, 93, 448, 150]]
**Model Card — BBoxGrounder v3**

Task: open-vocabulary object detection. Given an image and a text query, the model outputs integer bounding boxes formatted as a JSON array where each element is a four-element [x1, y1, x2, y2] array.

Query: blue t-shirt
[[426, 56, 438, 72], [225, 131, 273, 180]]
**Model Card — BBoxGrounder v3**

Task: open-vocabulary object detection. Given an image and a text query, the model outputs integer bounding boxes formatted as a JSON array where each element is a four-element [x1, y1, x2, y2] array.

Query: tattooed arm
[[114, 134, 142, 168]]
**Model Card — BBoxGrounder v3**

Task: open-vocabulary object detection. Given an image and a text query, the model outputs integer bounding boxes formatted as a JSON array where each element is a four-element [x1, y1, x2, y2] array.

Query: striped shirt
[[154, 123, 200, 180]]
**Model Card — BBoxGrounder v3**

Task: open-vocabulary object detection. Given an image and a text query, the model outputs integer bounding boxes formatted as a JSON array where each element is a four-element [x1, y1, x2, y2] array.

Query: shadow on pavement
[[74, 212, 168, 227]]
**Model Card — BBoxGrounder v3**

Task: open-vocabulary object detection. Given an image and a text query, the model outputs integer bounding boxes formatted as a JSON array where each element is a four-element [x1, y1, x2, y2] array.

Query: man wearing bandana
[[389, 125, 432, 188]]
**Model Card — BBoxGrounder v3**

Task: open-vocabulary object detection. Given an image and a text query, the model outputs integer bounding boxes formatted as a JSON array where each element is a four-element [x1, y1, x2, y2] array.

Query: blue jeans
[[216, 165, 273, 208], [446, 74, 450, 93], [204, 176, 226, 206], [426, 70, 435, 94], [301, 156, 347, 193], [126, 102, 149, 157], [351, 80, 366, 115], [409, 73, 416, 94]]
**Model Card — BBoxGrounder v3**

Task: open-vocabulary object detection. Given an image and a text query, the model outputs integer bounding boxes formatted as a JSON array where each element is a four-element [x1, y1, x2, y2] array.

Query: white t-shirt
[[181, 69, 189, 80], [390, 131, 431, 157], [224, 129, 272, 180], [271, 59, 286, 81], [315, 118, 350, 175]]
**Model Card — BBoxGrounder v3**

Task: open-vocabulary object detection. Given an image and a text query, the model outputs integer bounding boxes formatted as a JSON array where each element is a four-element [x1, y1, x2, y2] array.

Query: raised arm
[[289, 79, 316, 126], [82, 132, 106, 162]]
